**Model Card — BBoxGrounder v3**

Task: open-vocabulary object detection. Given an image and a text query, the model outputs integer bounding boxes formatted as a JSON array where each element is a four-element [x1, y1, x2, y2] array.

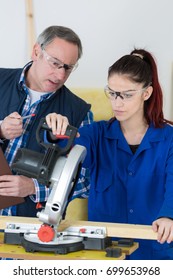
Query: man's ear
[[143, 86, 153, 101], [31, 43, 40, 61]]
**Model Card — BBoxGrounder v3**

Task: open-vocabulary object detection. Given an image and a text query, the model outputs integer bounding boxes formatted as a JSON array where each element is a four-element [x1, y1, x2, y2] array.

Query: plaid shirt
[[0, 62, 92, 216]]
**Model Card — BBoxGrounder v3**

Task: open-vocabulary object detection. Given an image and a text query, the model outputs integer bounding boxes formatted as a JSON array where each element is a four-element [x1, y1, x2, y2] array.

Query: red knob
[[37, 224, 55, 242]]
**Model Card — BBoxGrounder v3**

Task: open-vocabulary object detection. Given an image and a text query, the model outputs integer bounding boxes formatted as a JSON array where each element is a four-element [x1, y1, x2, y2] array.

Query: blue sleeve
[[70, 111, 94, 199], [156, 137, 173, 219]]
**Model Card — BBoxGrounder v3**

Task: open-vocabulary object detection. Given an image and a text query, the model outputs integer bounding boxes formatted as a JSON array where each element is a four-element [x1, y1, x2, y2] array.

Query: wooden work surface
[[0, 232, 140, 260], [0, 215, 156, 260]]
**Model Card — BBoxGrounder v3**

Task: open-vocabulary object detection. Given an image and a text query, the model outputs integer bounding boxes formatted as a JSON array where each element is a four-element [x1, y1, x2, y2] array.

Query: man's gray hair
[[37, 25, 83, 59]]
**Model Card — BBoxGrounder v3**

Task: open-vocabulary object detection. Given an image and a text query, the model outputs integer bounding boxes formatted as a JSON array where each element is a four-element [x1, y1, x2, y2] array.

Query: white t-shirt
[[27, 87, 45, 105]]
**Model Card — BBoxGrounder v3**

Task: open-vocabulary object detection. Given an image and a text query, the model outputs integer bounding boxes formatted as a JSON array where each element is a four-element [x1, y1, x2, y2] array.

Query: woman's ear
[[143, 86, 153, 101]]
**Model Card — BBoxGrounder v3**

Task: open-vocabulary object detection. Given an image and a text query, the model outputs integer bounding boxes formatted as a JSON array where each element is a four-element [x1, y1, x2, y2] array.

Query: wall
[[0, 0, 173, 119]]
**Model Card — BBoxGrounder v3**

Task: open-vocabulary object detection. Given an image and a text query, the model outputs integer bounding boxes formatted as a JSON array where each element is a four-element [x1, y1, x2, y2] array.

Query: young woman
[[46, 49, 173, 259]]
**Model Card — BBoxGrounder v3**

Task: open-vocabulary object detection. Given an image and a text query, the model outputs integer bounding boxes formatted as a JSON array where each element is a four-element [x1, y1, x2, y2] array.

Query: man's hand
[[0, 175, 35, 197], [0, 112, 23, 140], [152, 217, 173, 244]]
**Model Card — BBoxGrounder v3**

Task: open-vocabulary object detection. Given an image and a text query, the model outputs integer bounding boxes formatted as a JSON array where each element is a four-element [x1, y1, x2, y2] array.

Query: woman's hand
[[45, 113, 69, 136], [152, 217, 173, 244]]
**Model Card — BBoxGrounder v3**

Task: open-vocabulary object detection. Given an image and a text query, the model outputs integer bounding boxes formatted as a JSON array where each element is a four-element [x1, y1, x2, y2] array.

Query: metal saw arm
[[37, 144, 86, 226]]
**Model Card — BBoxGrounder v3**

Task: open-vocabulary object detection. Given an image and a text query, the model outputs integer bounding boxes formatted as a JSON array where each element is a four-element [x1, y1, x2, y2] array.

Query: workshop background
[[0, 0, 173, 119]]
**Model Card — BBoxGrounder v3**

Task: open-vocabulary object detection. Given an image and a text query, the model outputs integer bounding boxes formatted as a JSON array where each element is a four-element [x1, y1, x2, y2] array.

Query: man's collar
[[19, 61, 33, 87]]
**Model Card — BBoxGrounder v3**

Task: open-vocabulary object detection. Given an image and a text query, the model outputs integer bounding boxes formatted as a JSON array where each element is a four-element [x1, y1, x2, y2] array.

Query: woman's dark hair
[[108, 48, 173, 127]]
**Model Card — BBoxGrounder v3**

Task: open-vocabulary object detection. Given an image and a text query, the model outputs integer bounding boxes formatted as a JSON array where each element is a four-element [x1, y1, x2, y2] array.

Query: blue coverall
[[75, 119, 173, 259]]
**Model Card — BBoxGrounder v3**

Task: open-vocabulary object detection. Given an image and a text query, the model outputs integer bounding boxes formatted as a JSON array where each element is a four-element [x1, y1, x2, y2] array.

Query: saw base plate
[[22, 238, 84, 254]]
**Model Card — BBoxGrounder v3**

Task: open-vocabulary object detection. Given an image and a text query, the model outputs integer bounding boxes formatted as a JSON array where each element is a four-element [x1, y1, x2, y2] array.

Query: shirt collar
[[19, 61, 32, 87], [105, 119, 167, 143]]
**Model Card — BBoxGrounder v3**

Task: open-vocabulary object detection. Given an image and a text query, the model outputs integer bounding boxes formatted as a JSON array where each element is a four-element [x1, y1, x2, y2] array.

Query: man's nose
[[55, 67, 67, 80]]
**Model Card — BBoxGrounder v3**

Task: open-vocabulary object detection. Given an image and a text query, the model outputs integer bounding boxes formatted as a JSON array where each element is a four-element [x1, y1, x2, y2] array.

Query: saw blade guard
[[37, 144, 86, 226]]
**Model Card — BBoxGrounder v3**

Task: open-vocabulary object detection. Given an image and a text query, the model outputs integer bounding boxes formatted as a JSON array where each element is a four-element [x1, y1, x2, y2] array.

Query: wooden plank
[[58, 220, 158, 240], [0, 215, 41, 230], [0, 216, 157, 240]]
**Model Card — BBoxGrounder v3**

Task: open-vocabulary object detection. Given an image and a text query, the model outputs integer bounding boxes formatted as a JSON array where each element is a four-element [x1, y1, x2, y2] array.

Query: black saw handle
[[36, 118, 78, 156]]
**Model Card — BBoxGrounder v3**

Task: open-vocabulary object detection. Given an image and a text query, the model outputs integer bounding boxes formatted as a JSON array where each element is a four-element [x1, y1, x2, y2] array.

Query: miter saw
[[4, 118, 111, 254]]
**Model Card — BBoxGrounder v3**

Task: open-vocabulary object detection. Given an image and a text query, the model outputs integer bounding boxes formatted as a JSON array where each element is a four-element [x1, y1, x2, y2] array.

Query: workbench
[[0, 216, 157, 260]]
